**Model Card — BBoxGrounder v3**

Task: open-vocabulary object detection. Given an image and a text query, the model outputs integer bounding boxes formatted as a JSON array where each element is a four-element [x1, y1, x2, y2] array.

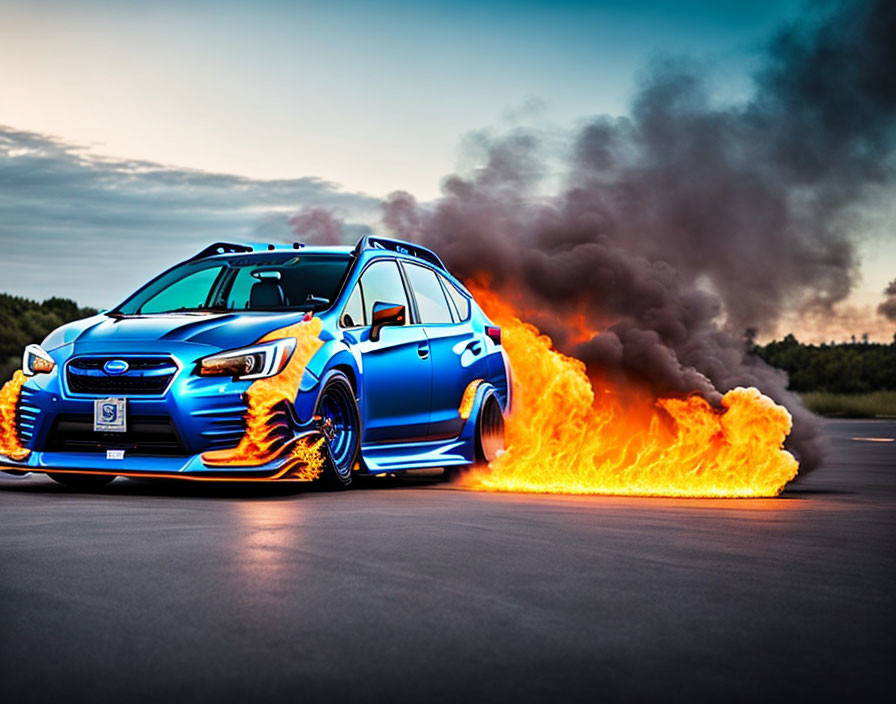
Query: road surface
[[1, 419, 893, 702]]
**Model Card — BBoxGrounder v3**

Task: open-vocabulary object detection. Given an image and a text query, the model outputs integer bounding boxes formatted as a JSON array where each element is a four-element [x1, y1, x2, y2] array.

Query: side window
[[442, 276, 471, 321], [138, 266, 222, 314], [359, 260, 409, 325], [404, 263, 453, 324], [341, 284, 365, 327]]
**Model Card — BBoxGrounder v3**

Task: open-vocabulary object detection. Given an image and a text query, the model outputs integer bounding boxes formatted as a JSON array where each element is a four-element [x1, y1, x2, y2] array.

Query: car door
[[401, 262, 488, 439], [348, 259, 432, 444]]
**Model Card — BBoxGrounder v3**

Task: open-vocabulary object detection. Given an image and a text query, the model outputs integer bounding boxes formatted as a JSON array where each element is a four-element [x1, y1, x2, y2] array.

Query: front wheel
[[315, 371, 361, 489], [47, 473, 116, 490]]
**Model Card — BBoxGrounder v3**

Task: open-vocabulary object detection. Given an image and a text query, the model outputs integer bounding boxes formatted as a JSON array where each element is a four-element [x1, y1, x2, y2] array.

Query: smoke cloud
[[879, 280, 896, 322], [289, 207, 345, 246], [377, 0, 896, 473]]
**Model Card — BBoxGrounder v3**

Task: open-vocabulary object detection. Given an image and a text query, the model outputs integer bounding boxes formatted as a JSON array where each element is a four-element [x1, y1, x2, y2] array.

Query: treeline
[[753, 334, 896, 393], [0, 293, 97, 382]]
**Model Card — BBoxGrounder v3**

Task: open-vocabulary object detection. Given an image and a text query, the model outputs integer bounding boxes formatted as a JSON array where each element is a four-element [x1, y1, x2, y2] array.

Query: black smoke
[[379, 0, 896, 473], [879, 280, 896, 322]]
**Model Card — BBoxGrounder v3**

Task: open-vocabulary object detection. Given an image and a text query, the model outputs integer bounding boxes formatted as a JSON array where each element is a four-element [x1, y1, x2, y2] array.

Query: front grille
[[44, 414, 187, 456], [67, 375, 172, 394], [66, 356, 177, 396]]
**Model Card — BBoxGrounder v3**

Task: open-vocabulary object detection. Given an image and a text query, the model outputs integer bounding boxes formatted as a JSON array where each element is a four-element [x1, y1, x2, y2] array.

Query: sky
[[0, 0, 893, 340], [1, 0, 802, 196]]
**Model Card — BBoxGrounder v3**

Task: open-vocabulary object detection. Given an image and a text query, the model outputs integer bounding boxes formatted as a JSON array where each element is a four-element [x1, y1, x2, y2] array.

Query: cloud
[[0, 126, 379, 306]]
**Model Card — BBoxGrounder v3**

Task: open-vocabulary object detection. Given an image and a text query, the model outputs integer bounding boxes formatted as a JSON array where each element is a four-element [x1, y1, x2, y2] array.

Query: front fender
[[295, 338, 361, 423]]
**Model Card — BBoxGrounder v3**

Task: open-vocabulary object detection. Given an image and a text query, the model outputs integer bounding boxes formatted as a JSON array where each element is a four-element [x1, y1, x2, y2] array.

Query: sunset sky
[[1, 0, 893, 341]]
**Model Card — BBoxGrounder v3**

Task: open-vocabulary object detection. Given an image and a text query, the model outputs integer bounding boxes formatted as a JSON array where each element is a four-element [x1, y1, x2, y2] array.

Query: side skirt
[[359, 382, 501, 473]]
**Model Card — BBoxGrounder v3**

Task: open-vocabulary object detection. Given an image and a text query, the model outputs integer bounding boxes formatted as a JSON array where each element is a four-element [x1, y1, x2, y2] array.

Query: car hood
[[43, 312, 310, 353]]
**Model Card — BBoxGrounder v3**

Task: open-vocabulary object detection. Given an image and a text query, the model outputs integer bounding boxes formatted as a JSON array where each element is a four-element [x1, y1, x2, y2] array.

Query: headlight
[[23, 344, 56, 376], [198, 339, 297, 380]]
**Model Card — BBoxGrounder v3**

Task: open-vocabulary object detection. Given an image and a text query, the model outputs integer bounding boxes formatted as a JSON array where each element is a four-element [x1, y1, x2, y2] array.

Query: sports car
[[0, 236, 509, 488]]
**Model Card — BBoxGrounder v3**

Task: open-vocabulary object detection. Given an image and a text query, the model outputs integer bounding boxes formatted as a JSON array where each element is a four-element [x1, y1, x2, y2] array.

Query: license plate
[[94, 398, 127, 433]]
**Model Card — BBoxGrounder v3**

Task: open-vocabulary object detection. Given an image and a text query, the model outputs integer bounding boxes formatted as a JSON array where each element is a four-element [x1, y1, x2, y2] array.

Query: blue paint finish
[[1, 240, 511, 479]]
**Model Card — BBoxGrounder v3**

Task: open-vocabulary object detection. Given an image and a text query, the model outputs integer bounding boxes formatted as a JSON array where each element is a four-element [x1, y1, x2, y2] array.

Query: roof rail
[[188, 242, 255, 261], [353, 235, 446, 270]]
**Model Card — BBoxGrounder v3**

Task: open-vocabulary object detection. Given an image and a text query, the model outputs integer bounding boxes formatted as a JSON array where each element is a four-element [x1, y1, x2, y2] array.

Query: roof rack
[[353, 235, 446, 270], [188, 242, 255, 261], [187, 242, 308, 261]]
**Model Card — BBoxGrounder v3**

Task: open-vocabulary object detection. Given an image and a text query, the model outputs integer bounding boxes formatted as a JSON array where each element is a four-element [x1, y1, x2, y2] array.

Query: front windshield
[[115, 253, 352, 315]]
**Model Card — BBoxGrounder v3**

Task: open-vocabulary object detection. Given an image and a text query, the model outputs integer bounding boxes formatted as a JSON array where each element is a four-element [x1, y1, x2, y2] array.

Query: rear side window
[[359, 260, 409, 324], [404, 263, 453, 324], [441, 275, 471, 321]]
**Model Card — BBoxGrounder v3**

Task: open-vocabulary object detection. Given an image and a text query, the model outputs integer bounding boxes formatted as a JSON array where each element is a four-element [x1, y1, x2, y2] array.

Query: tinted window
[[442, 276, 471, 321], [117, 253, 351, 314], [225, 267, 256, 310], [138, 266, 223, 314], [404, 263, 453, 324], [359, 260, 409, 325], [341, 284, 365, 327]]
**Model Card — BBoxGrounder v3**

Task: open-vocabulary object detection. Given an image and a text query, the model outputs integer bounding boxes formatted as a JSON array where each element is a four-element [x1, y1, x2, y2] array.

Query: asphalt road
[[1, 419, 894, 703]]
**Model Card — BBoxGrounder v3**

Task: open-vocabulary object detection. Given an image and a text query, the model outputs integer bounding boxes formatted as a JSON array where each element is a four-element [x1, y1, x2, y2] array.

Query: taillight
[[486, 326, 502, 346]]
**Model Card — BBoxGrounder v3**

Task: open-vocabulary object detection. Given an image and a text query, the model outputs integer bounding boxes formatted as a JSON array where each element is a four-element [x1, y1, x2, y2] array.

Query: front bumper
[[5, 339, 327, 480], [0, 427, 331, 481]]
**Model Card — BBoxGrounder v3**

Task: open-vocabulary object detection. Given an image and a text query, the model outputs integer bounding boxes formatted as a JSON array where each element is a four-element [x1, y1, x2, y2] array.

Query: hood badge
[[103, 359, 130, 376]]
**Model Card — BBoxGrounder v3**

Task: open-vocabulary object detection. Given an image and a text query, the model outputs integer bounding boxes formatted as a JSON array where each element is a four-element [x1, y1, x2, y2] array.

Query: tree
[[0, 294, 97, 382]]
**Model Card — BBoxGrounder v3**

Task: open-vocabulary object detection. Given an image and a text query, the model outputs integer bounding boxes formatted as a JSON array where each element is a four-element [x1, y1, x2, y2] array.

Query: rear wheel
[[47, 473, 116, 490], [445, 390, 505, 482], [315, 372, 360, 489], [476, 393, 505, 463]]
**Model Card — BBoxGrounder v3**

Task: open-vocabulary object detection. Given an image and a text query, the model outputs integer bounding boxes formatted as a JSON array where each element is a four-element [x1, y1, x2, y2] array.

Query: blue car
[[0, 236, 510, 488]]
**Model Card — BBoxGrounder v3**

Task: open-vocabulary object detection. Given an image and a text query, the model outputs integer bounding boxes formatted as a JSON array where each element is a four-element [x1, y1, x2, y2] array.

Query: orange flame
[[458, 379, 484, 420], [0, 370, 31, 461], [202, 317, 327, 479], [464, 285, 799, 497]]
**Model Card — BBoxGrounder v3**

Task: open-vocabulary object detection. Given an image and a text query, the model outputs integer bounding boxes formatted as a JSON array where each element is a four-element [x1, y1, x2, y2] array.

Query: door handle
[[417, 343, 430, 359]]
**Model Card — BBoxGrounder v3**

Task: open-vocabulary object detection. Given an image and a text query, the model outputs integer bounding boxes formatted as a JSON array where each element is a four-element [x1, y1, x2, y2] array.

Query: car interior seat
[[249, 280, 286, 308]]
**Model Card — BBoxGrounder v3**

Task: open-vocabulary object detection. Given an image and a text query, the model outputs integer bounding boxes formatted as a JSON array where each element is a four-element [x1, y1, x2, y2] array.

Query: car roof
[[185, 237, 470, 293]]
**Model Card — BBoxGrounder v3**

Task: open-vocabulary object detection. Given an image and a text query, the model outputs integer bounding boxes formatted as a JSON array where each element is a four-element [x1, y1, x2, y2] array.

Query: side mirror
[[370, 301, 406, 342]]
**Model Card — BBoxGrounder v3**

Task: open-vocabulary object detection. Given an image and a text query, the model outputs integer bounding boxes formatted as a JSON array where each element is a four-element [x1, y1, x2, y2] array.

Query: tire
[[445, 390, 505, 482], [315, 371, 361, 489], [475, 392, 505, 463], [47, 473, 116, 490]]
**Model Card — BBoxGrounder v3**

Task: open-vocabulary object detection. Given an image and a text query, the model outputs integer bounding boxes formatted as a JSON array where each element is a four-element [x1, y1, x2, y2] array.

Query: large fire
[[463, 286, 799, 497], [202, 316, 327, 480], [0, 370, 30, 461]]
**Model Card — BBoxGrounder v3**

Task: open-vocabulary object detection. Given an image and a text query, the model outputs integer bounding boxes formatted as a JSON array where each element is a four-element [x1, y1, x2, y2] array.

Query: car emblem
[[103, 359, 130, 376]]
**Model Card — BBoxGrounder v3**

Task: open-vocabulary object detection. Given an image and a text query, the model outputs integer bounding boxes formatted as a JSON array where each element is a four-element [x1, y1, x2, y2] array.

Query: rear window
[[441, 275, 471, 321]]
